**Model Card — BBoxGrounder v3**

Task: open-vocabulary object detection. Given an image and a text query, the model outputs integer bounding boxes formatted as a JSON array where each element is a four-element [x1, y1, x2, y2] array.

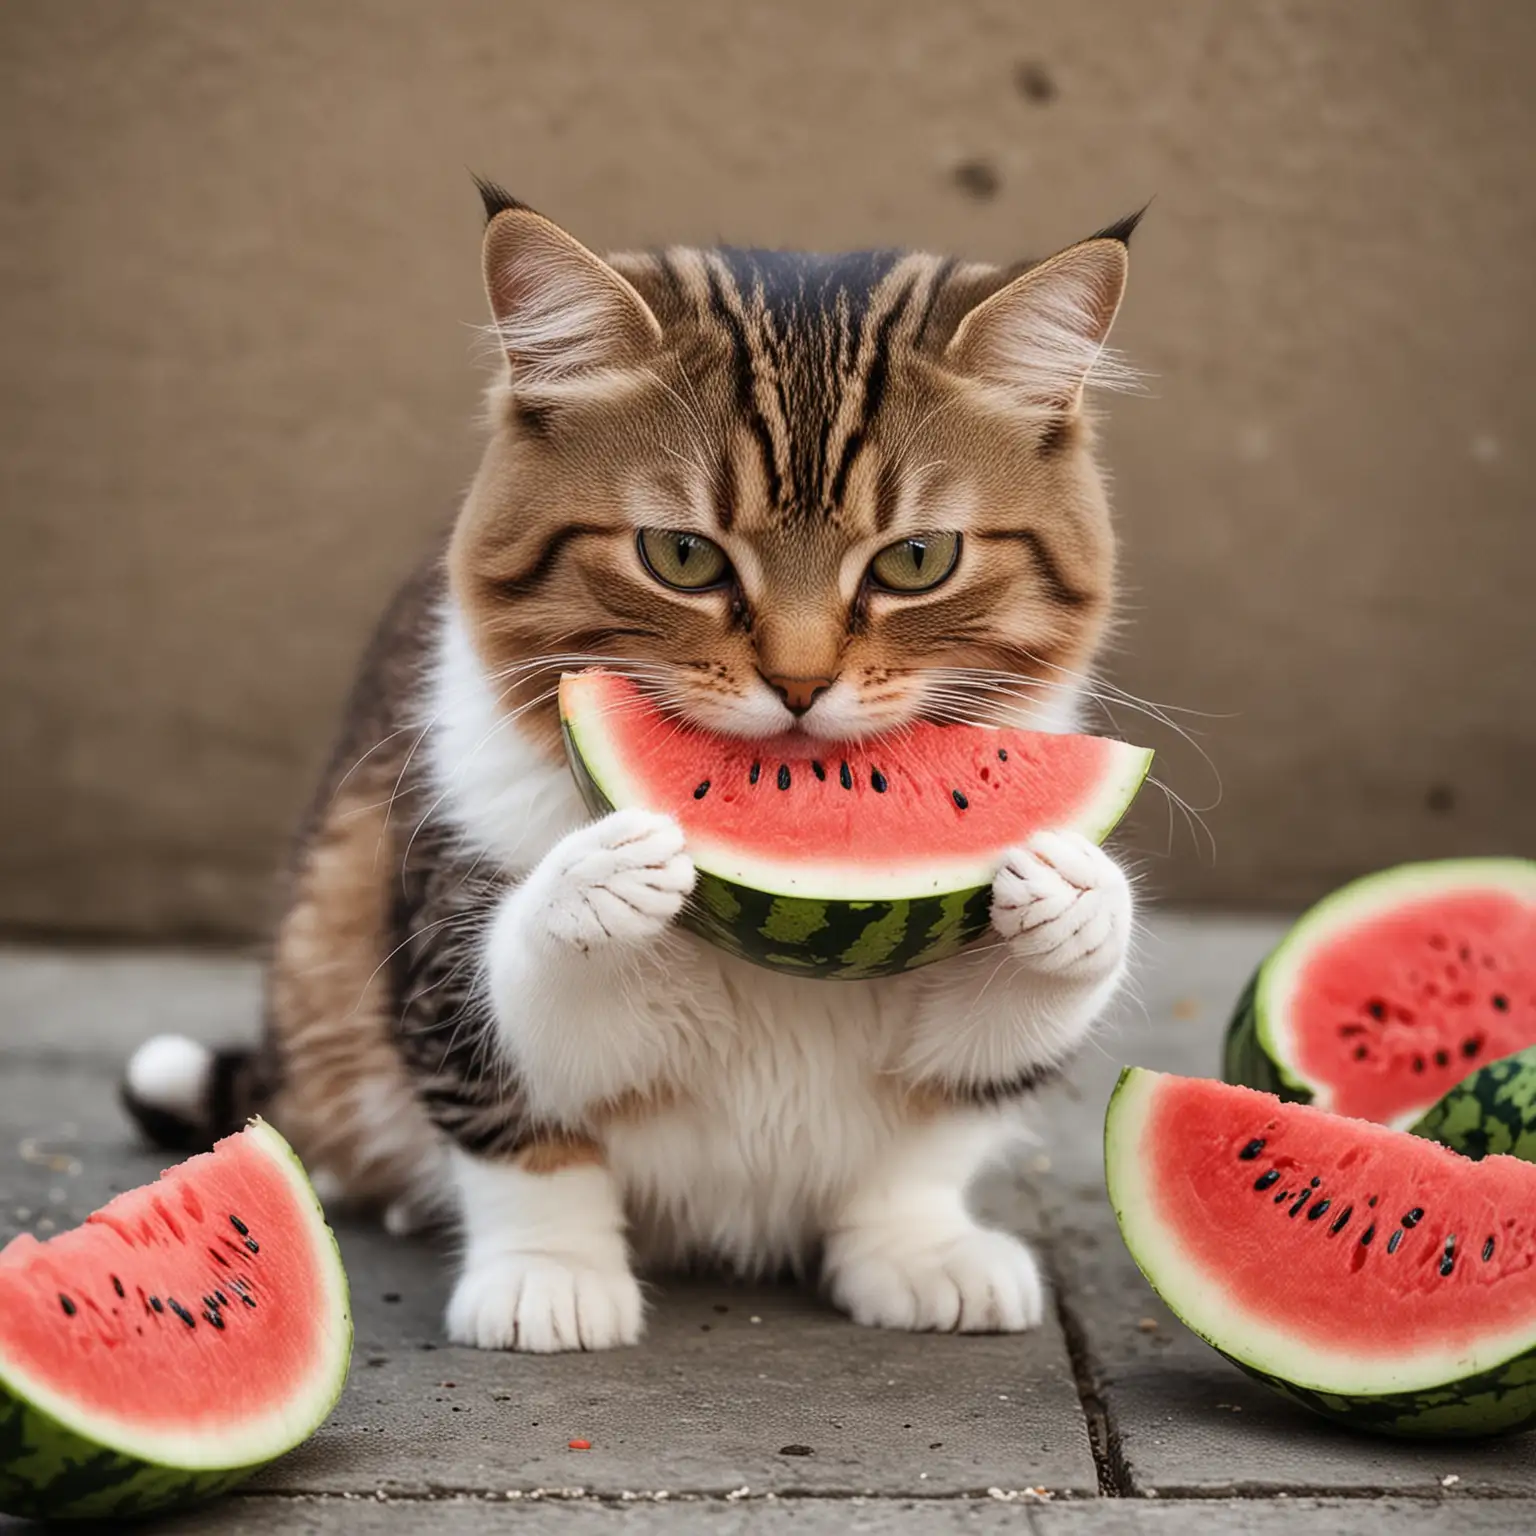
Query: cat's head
[[450, 181, 1140, 751]]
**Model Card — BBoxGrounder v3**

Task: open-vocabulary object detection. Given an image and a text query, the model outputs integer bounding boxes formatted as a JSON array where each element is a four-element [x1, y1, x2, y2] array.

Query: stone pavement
[[1, 923, 1532, 1533]]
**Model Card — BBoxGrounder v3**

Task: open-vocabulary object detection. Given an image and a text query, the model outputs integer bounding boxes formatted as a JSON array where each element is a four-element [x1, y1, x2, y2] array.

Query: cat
[[122, 180, 1143, 1353]]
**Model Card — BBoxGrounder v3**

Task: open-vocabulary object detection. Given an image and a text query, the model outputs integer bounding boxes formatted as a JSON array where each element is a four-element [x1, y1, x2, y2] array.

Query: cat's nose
[[761, 672, 837, 717]]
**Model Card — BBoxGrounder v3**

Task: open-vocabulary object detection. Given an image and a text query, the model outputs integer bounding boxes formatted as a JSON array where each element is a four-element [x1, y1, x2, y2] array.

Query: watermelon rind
[[559, 672, 1153, 980], [1223, 858, 1536, 1129], [1411, 1046, 1536, 1164], [1106, 1067, 1536, 1437], [0, 1120, 352, 1521]]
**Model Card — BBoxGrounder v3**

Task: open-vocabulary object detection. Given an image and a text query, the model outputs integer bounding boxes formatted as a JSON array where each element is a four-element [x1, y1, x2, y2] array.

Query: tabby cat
[[123, 182, 1143, 1352]]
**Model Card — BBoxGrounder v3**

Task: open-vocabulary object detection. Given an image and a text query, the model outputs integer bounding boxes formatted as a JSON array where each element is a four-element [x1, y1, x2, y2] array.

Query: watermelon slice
[[1106, 1067, 1536, 1438], [558, 669, 1153, 979], [1224, 859, 1536, 1128], [0, 1121, 351, 1521]]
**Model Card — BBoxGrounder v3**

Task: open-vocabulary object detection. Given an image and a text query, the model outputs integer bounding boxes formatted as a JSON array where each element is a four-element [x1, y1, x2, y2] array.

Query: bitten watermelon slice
[[1107, 1068, 1536, 1437], [559, 670, 1153, 979], [1224, 859, 1536, 1128], [0, 1121, 351, 1521]]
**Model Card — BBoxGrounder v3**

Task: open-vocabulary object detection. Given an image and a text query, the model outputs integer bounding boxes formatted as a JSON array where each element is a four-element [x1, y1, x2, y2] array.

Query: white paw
[[445, 1253, 644, 1352], [537, 809, 696, 951], [826, 1226, 1045, 1333], [990, 830, 1131, 981]]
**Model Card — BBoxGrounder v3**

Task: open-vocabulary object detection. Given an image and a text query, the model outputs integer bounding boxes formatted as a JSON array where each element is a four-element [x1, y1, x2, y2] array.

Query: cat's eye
[[637, 529, 731, 591], [867, 533, 961, 593]]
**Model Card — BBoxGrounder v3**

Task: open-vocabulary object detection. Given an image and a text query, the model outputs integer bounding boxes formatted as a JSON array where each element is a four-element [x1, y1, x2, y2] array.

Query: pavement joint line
[[1044, 1236, 1133, 1497]]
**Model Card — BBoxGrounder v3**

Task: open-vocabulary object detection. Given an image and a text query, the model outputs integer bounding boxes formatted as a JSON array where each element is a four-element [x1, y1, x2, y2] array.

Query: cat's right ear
[[477, 181, 662, 391]]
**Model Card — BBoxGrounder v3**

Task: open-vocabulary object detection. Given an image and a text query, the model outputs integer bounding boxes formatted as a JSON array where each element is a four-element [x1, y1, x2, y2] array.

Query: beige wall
[[1, 0, 1533, 941]]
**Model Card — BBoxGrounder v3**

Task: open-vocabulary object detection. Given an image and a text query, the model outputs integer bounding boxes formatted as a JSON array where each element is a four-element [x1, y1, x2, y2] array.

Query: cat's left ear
[[476, 177, 663, 390], [944, 211, 1143, 412]]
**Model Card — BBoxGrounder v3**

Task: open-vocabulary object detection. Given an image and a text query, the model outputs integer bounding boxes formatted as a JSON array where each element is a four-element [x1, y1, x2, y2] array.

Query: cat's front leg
[[824, 833, 1130, 1336], [446, 1141, 643, 1352], [446, 809, 692, 1353], [486, 807, 695, 1119], [902, 829, 1133, 1092]]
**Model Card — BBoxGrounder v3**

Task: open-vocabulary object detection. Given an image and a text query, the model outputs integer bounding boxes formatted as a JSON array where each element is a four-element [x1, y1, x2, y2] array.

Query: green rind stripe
[[0, 1383, 255, 1521], [1228, 1346, 1536, 1439], [1411, 1047, 1536, 1163]]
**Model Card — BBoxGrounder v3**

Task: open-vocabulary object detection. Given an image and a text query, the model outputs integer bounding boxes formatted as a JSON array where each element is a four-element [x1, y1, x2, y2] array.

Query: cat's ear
[[944, 214, 1141, 411], [476, 180, 662, 390]]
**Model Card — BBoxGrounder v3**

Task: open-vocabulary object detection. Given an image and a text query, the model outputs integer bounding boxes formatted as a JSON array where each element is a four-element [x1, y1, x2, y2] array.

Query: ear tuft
[[945, 236, 1135, 411], [1089, 201, 1152, 248], [472, 173, 528, 226]]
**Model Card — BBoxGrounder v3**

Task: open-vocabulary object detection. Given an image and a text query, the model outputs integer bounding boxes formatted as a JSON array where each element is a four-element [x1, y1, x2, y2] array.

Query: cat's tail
[[121, 1036, 269, 1152]]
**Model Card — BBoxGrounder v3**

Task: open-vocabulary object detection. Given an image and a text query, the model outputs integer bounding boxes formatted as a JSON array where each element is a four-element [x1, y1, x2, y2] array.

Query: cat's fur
[[123, 183, 1142, 1351]]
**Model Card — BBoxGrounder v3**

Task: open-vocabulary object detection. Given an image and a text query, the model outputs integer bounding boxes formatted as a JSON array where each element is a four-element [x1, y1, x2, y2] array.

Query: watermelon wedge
[[1224, 859, 1536, 1128], [559, 670, 1153, 979], [0, 1121, 351, 1521], [1106, 1068, 1536, 1438]]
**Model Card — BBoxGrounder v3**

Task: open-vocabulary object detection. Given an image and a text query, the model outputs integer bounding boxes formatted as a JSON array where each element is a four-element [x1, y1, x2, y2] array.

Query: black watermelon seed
[[693, 780, 710, 800], [1274, 1191, 1290, 1204], [749, 762, 761, 786], [169, 1299, 196, 1328], [1411, 1056, 1426, 1073], [244, 1238, 260, 1254], [952, 789, 968, 810], [1307, 1199, 1331, 1221], [1360, 1224, 1376, 1246], [1440, 1235, 1456, 1277], [1433, 1049, 1449, 1067], [204, 1308, 226, 1329], [214, 1290, 228, 1306], [811, 760, 826, 781], [1483, 1237, 1496, 1262], [1288, 1190, 1312, 1217], [1238, 1138, 1266, 1161], [1353, 1045, 1368, 1060], [150, 1296, 164, 1313], [839, 761, 852, 790], [997, 748, 1008, 761], [229, 1216, 249, 1236], [1387, 1230, 1404, 1255], [1253, 1169, 1281, 1191], [111, 1275, 125, 1299], [241, 1293, 257, 1309], [59, 1294, 76, 1317], [1367, 1000, 1387, 1021], [871, 769, 888, 793], [1309, 1176, 1321, 1188], [208, 1247, 230, 1268], [1368, 1196, 1378, 1207], [1463, 1037, 1481, 1058], [1329, 1205, 1353, 1235], [1493, 994, 1509, 1011], [777, 764, 791, 791], [1402, 1208, 1424, 1228]]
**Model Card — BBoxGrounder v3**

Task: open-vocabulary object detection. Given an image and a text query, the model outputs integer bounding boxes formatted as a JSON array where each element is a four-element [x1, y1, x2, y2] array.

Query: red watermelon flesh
[[1234, 861, 1536, 1128], [559, 670, 1153, 899], [0, 1120, 351, 1512], [1108, 1069, 1536, 1430]]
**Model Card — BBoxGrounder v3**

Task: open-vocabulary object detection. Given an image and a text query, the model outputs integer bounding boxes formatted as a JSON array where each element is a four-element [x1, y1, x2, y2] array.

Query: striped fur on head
[[455, 196, 1141, 750]]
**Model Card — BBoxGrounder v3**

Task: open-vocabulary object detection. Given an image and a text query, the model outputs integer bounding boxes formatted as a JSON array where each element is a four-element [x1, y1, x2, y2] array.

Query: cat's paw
[[990, 830, 1131, 983], [825, 1225, 1045, 1333], [445, 1253, 645, 1352], [536, 809, 695, 952]]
